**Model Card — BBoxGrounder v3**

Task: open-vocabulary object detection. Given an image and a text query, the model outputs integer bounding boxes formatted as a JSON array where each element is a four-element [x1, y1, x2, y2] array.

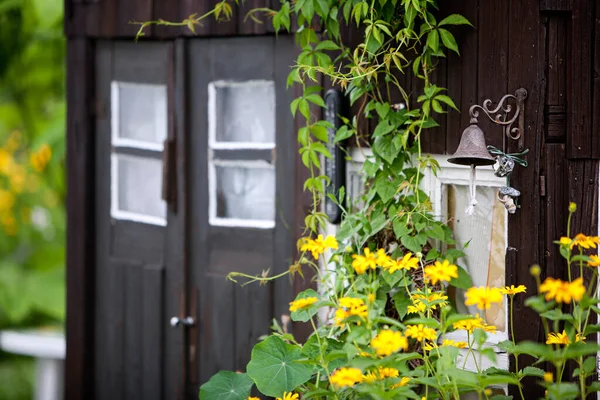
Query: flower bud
[[530, 264, 541, 277], [569, 202, 577, 213]]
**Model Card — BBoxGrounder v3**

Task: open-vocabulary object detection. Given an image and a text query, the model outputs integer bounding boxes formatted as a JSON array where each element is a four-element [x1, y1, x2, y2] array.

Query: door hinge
[[540, 175, 546, 197]]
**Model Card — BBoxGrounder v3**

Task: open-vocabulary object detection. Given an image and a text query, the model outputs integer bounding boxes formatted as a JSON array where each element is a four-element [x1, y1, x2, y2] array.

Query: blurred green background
[[0, 0, 65, 398]]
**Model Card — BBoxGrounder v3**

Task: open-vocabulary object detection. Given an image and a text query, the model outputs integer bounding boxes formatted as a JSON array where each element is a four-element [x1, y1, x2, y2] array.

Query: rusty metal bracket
[[469, 88, 528, 150]]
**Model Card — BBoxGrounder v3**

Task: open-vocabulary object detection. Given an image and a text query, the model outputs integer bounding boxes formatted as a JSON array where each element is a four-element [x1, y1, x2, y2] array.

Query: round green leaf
[[246, 336, 313, 397], [199, 371, 253, 400], [290, 289, 320, 322]]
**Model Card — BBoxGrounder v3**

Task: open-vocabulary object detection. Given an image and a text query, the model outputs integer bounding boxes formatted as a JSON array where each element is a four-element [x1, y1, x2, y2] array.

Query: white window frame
[[110, 153, 167, 227], [110, 81, 168, 226], [110, 81, 167, 152], [343, 148, 510, 371], [207, 80, 277, 229]]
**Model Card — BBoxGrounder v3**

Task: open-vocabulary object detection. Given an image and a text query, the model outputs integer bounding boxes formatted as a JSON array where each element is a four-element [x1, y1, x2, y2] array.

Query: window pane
[[215, 165, 274, 222], [210, 81, 275, 145], [114, 154, 165, 222], [445, 184, 506, 331], [113, 82, 167, 148]]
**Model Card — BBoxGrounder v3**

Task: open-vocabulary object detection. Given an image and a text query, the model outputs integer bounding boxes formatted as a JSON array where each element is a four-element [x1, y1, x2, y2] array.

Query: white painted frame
[[346, 148, 510, 371], [207, 158, 276, 229], [110, 153, 167, 227], [110, 81, 168, 152], [207, 79, 277, 229], [208, 80, 276, 150]]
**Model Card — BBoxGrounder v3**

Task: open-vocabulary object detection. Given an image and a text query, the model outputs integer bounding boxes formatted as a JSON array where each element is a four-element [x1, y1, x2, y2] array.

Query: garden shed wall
[[64, 1, 600, 399]]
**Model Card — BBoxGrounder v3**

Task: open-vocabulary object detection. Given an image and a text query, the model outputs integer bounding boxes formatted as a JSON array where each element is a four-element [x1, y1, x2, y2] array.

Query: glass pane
[[114, 154, 165, 221], [215, 165, 275, 221], [211, 81, 275, 145], [445, 184, 506, 331], [114, 82, 167, 147]]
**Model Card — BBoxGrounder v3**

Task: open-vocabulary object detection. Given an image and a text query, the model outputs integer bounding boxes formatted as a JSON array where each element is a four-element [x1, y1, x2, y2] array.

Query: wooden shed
[[64, 1, 600, 399]]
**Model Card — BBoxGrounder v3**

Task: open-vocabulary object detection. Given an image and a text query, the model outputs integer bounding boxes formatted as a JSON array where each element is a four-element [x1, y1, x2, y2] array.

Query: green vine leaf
[[438, 14, 473, 27], [439, 28, 459, 54], [247, 336, 313, 397], [199, 371, 253, 400]]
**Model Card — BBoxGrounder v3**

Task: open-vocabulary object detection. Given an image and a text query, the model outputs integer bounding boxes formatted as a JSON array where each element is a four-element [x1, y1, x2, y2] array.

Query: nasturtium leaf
[[199, 371, 253, 400], [246, 336, 313, 397], [290, 289, 320, 322]]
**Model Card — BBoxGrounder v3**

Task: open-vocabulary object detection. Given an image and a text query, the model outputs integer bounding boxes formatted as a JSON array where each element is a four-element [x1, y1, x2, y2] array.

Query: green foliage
[[246, 336, 313, 397], [199, 371, 254, 400], [0, 0, 65, 398], [142, 0, 600, 399]]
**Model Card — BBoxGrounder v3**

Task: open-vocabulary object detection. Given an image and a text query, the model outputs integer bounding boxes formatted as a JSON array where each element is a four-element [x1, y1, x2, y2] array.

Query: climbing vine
[[139, 1, 600, 399]]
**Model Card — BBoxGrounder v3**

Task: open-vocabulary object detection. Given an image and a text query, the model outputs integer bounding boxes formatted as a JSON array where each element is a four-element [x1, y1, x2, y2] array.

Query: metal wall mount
[[469, 88, 528, 150]]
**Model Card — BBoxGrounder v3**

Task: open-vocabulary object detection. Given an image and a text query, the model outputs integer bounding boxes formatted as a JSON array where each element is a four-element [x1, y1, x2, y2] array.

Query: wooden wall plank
[[592, 2, 600, 158], [543, 144, 569, 282], [507, 0, 545, 398], [124, 264, 143, 399], [237, 0, 269, 35], [545, 14, 568, 143], [567, 0, 593, 158], [477, 0, 508, 150], [234, 283, 271, 368], [117, 0, 153, 37], [142, 265, 165, 400], [66, 37, 95, 400], [445, 0, 478, 154]]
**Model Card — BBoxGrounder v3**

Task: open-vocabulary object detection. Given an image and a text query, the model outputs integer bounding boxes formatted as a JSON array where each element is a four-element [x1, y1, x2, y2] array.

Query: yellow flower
[[351, 248, 377, 274], [588, 255, 600, 267], [441, 339, 468, 349], [363, 367, 400, 382], [540, 277, 585, 303], [362, 371, 378, 383], [500, 285, 527, 295], [300, 234, 338, 259], [367, 293, 376, 303], [543, 372, 553, 383], [376, 249, 393, 269], [289, 297, 318, 312], [569, 202, 577, 212], [484, 389, 492, 396], [0, 149, 16, 175], [276, 392, 298, 400], [248, 397, 260, 400], [559, 237, 572, 247], [422, 341, 438, 351], [407, 301, 426, 314], [387, 253, 419, 273], [570, 233, 600, 249], [30, 144, 52, 172], [413, 291, 449, 310], [530, 264, 541, 277], [378, 367, 399, 379], [370, 330, 408, 357], [453, 315, 496, 334], [546, 330, 570, 345], [0, 190, 15, 212], [424, 260, 458, 285], [464, 287, 503, 310], [390, 377, 411, 389], [335, 297, 368, 327], [405, 324, 437, 341], [329, 368, 364, 388]]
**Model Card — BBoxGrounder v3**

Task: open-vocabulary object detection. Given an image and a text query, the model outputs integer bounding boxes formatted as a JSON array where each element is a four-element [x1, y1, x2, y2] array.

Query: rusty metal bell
[[448, 124, 495, 166]]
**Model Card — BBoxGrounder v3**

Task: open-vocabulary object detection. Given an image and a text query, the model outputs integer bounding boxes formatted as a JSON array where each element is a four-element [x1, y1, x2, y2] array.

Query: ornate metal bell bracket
[[469, 88, 528, 150]]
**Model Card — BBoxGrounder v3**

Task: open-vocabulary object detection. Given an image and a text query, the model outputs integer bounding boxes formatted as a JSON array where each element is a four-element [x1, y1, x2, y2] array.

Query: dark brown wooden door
[[94, 40, 185, 400], [187, 36, 298, 390], [93, 36, 299, 399]]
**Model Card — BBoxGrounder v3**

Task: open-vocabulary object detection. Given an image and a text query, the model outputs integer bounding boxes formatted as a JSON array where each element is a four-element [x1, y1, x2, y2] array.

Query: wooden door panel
[[188, 35, 297, 387], [94, 40, 177, 400]]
